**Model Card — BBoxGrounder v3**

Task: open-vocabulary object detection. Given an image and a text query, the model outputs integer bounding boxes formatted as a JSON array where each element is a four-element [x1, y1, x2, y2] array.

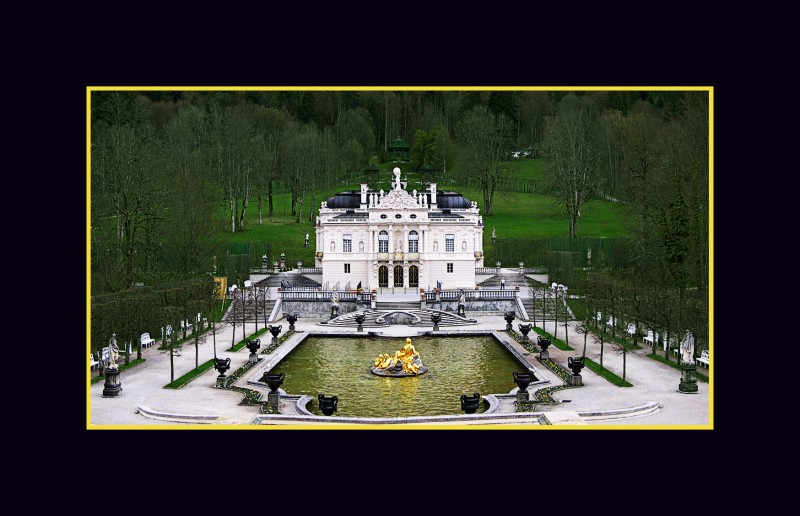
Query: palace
[[315, 168, 485, 291]]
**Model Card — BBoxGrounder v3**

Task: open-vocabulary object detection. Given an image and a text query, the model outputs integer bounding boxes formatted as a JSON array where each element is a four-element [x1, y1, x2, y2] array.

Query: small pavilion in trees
[[388, 136, 410, 162]]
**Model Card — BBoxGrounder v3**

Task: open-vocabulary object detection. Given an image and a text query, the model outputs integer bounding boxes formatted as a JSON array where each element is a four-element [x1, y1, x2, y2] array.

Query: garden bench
[[181, 319, 193, 333], [140, 332, 155, 349], [643, 330, 656, 346], [696, 350, 710, 368], [626, 323, 637, 337], [90, 353, 98, 370]]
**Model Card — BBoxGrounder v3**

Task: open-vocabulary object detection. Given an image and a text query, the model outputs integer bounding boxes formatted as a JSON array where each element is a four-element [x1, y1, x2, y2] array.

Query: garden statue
[[108, 334, 119, 369], [372, 338, 428, 376], [457, 290, 466, 316], [681, 332, 695, 364]]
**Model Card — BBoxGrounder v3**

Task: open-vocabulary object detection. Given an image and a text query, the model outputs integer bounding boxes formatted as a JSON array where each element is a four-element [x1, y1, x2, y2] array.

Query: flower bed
[[260, 330, 297, 354]]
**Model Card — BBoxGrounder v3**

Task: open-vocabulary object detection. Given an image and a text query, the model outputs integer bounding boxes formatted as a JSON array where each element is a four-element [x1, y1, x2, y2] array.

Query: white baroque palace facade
[[316, 168, 485, 291]]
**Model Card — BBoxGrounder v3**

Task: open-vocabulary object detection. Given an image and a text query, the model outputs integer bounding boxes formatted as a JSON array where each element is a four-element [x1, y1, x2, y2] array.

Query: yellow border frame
[[87, 86, 713, 430]]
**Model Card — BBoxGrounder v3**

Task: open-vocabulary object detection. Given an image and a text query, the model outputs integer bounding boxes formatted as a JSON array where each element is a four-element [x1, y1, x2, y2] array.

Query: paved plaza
[[88, 306, 711, 429]]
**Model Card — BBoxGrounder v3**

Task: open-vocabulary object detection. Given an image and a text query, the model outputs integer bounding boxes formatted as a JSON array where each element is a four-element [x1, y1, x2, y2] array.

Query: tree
[[541, 94, 600, 238], [92, 124, 165, 289], [161, 305, 183, 383], [455, 106, 514, 215]]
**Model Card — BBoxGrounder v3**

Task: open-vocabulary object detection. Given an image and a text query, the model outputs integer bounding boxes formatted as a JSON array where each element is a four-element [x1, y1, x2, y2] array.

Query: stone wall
[[281, 300, 367, 318]]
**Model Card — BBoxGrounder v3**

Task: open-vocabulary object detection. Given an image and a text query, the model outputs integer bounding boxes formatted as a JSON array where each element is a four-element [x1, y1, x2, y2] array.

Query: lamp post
[[492, 227, 497, 267], [549, 282, 566, 340]]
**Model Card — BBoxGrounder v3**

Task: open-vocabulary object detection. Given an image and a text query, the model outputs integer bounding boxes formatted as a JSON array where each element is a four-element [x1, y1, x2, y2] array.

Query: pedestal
[[102, 368, 123, 398], [357, 324, 363, 332], [516, 390, 529, 402], [216, 376, 228, 388], [457, 305, 465, 317], [540, 348, 549, 360], [267, 391, 280, 409], [678, 362, 699, 393], [433, 324, 439, 331], [248, 352, 258, 364], [272, 336, 279, 348], [570, 374, 583, 386]]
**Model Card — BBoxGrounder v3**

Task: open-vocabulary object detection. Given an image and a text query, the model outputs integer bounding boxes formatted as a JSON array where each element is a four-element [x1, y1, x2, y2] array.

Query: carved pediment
[[380, 189, 419, 209]]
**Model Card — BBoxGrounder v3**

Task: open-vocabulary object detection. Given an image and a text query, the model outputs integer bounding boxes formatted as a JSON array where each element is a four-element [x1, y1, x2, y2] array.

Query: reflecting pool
[[273, 335, 527, 417]]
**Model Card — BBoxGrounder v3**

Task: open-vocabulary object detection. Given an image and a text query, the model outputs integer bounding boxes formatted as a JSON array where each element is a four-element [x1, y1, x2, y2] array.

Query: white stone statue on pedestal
[[393, 167, 402, 190], [681, 332, 695, 364], [108, 333, 119, 368]]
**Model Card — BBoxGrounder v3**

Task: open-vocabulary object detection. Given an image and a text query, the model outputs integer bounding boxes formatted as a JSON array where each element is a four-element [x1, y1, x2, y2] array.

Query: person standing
[[500, 278, 505, 290]]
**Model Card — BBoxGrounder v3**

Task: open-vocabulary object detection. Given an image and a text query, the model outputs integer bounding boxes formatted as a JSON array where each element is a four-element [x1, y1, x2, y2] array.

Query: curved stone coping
[[246, 332, 312, 384], [578, 401, 661, 421], [252, 399, 660, 425], [137, 405, 219, 424], [375, 311, 422, 325], [293, 392, 500, 418], [370, 365, 428, 377]]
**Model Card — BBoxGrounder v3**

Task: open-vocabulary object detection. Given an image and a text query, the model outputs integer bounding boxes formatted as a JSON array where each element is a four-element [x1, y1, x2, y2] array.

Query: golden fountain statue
[[371, 338, 428, 376]]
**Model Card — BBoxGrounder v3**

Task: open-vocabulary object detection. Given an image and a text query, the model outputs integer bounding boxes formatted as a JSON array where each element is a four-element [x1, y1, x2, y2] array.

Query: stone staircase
[[225, 272, 321, 325], [320, 308, 477, 328], [256, 272, 321, 289]]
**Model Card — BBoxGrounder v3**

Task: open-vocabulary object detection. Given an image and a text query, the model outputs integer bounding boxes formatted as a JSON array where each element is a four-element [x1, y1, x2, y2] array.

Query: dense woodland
[[90, 89, 709, 357]]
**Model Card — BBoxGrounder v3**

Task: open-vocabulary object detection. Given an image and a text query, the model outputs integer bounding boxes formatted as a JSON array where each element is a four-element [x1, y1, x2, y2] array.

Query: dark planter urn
[[568, 356, 585, 375], [268, 324, 282, 347], [518, 323, 532, 343], [355, 312, 366, 332], [513, 371, 535, 392], [537, 336, 551, 351], [504, 311, 516, 331], [318, 393, 338, 416], [460, 393, 481, 414], [431, 312, 441, 331], [286, 313, 298, 331], [537, 335, 552, 359], [246, 338, 261, 363], [214, 357, 231, 378], [263, 372, 285, 393]]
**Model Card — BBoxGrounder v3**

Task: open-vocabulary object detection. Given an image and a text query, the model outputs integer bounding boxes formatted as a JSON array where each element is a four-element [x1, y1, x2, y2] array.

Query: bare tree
[[541, 94, 600, 238], [455, 105, 514, 215]]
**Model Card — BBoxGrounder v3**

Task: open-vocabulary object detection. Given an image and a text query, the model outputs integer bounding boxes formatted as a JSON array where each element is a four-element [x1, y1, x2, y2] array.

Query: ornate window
[[408, 231, 419, 253], [378, 231, 388, 253], [343, 234, 352, 253], [446, 234, 454, 252]]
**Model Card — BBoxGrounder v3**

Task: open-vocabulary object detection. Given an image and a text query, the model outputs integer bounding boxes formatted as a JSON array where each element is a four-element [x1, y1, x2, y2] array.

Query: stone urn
[[268, 324, 282, 347], [214, 357, 231, 378], [431, 312, 441, 331], [318, 393, 339, 416], [263, 372, 285, 393], [537, 336, 552, 359], [286, 312, 298, 331], [460, 393, 481, 414], [518, 323, 532, 343], [513, 370, 534, 392], [504, 311, 516, 331], [568, 356, 585, 376], [246, 338, 261, 363], [568, 356, 585, 386], [355, 312, 366, 332]]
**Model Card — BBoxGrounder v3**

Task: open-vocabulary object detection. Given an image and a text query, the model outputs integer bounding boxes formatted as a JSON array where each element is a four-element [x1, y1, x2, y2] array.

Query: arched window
[[408, 231, 419, 253], [394, 265, 404, 287], [379, 266, 388, 287], [379, 231, 389, 253]]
